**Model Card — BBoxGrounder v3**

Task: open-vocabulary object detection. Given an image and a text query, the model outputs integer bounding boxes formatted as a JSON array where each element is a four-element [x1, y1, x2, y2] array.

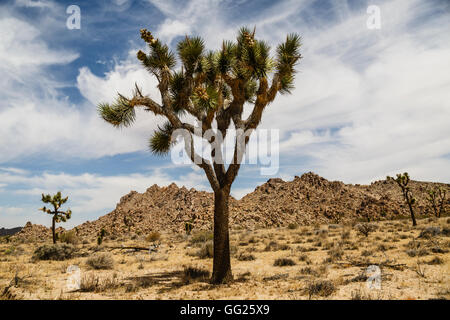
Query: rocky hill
[[11, 173, 450, 241], [234, 172, 449, 227], [10, 222, 64, 242]]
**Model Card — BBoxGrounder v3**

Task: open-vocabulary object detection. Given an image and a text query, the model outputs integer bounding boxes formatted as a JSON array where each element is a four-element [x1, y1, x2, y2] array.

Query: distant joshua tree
[[39, 192, 72, 244], [387, 173, 417, 226], [98, 27, 301, 283], [426, 187, 447, 218]]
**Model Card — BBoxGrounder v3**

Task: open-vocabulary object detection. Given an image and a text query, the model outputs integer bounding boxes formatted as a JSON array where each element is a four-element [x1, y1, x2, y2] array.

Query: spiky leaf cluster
[[98, 26, 302, 157], [149, 121, 175, 155]]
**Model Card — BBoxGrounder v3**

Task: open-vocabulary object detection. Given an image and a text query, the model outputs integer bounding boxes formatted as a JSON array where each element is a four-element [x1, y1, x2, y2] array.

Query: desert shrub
[[355, 223, 376, 237], [406, 248, 429, 257], [4, 245, 24, 256], [196, 241, 214, 259], [59, 230, 79, 245], [419, 227, 441, 238], [299, 266, 317, 276], [248, 236, 257, 244], [307, 280, 336, 298], [426, 256, 443, 265], [145, 231, 161, 242], [274, 258, 296, 267], [431, 246, 447, 254], [351, 289, 373, 300], [182, 266, 210, 284], [341, 230, 351, 240], [361, 249, 373, 257], [288, 223, 298, 230], [0, 236, 11, 244], [315, 229, 328, 238], [80, 273, 118, 292], [297, 246, 318, 252], [32, 244, 75, 261], [327, 247, 344, 262], [264, 241, 289, 251], [263, 273, 289, 281], [236, 272, 251, 282], [298, 254, 310, 263], [237, 253, 255, 261], [86, 253, 114, 270], [190, 231, 213, 244]]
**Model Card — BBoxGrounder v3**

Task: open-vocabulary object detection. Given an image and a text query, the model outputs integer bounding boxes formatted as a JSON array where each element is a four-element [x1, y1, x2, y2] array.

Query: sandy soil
[[1, 216, 449, 300]]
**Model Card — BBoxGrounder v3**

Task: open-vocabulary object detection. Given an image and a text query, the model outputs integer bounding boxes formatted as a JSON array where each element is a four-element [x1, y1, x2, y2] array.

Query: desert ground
[[0, 216, 449, 300]]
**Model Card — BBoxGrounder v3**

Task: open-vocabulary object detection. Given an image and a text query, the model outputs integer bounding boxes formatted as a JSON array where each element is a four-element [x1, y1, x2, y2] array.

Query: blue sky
[[0, 0, 449, 228]]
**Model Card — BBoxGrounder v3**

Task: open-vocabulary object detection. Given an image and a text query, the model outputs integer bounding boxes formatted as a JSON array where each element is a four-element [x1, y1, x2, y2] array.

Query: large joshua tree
[[98, 27, 301, 283]]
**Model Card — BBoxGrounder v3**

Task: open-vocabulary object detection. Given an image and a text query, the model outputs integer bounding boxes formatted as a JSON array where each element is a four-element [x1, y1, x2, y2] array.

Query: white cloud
[[0, 207, 26, 215], [1, 0, 450, 228], [0, 17, 78, 71], [0, 167, 208, 227], [98, 0, 450, 184], [14, 0, 53, 9]]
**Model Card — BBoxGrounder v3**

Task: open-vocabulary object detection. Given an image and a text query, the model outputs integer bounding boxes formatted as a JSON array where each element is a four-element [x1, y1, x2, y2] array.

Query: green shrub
[[32, 244, 75, 261], [4, 245, 24, 256], [59, 230, 79, 245], [288, 223, 298, 230]]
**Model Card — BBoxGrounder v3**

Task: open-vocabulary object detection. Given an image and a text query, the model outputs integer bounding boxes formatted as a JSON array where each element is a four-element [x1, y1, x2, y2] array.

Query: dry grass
[[0, 216, 449, 300]]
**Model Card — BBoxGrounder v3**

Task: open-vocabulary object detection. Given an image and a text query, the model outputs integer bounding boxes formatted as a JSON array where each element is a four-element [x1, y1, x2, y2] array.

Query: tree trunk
[[406, 196, 417, 226], [211, 188, 233, 284], [52, 216, 56, 244]]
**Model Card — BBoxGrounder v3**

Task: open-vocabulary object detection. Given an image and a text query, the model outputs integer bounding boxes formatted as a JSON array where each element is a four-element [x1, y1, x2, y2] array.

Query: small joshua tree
[[97, 228, 107, 245], [39, 192, 72, 244], [387, 173, 417, 226], [185, 217, 195, 235], [426, 187, 447, 218]]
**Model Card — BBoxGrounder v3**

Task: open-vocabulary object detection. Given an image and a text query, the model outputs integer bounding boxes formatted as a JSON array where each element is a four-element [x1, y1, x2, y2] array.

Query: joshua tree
[[98, 27, 301, 283], [97, 228, 107, 245], [185, 217, 195, 235], [39, 192, 72, 244], [426, 187, 447, 218], [387, 173, 417, 226]]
